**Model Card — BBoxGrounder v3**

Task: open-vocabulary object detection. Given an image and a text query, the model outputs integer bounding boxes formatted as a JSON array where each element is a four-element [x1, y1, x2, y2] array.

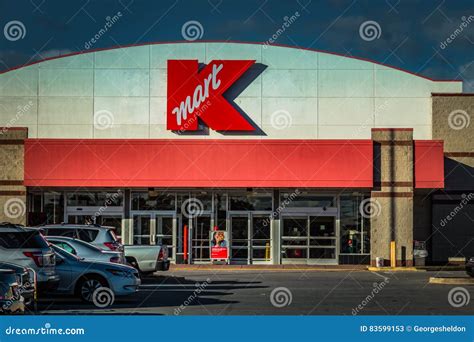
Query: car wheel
[[77, 276, 107, 302]]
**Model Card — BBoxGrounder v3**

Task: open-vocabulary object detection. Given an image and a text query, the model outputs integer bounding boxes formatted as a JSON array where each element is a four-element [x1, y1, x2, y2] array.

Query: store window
[[281, 193, 334, 208], [214, 193, 227, 230], [67, 191, 123, 207], [131, 191, 176, 211], [339, 195, 370, 254], [229, 193, 272, 211], [28, 191, 64, 226], [44, 192, 64, 224]]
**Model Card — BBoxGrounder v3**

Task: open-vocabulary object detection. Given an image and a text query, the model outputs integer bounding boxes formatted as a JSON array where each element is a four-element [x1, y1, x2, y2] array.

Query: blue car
[[50, 245, 140, 302]]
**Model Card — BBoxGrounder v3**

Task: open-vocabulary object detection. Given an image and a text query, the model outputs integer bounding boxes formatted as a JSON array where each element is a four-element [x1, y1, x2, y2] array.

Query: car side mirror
[[56, 257, 64, 265]]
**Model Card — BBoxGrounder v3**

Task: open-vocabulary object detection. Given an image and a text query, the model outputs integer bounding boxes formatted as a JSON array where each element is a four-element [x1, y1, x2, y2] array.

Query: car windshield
[[50, 244, 81, 262]]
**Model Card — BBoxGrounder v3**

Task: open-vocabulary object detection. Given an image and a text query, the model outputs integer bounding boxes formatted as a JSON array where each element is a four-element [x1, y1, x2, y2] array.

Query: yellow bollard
[[390, 241, 396, 268], [265, 242, 270, 261]]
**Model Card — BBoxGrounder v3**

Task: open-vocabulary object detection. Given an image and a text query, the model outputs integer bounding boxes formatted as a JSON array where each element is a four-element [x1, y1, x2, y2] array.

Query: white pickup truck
[[124, 245, 170, 275]]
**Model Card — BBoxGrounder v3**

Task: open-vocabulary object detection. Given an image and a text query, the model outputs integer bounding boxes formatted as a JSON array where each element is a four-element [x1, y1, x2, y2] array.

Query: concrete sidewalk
[[170, 264, 466, 272], [170, 264, 368, 272]]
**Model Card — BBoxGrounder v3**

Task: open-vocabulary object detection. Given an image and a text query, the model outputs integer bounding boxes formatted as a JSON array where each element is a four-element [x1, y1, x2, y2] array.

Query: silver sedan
[[46, 236, 124, 265]]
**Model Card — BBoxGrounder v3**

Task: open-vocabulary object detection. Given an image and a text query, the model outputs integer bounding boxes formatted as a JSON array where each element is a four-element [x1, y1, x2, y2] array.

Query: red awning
[[24, 139, 374, 188], [414, 140, 445, 188]]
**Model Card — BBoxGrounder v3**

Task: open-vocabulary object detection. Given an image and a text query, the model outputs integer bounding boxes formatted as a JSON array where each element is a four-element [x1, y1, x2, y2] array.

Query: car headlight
[[469, 257, 474, 263], [106, 268, 134, 278]]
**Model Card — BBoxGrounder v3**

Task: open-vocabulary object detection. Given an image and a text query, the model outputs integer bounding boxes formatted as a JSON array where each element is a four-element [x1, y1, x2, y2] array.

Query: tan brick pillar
[[0, 128, 27, 225], [370, 128, 414, 267]]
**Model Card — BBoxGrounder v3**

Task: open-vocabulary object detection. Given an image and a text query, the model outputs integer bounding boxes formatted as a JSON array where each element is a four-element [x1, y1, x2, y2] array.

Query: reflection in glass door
[[230, 214, 272, 264], [192, 216, 211, 262], [281, 217, 308, 259], [309, 216, 336, 261], [252, 216, 271, 262], [133, 214, 152, 245], [230, 216, 249, 261], [156, 216, 175, 259], [282, 215, 337, 264]]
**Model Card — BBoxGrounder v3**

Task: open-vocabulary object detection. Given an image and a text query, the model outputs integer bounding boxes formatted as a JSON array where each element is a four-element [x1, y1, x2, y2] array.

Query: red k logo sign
[[167, 60, 256, 131]]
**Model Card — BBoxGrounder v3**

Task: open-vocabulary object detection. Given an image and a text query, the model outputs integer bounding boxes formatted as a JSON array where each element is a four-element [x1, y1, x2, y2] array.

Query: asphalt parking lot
[[35, 270, 473, 315]]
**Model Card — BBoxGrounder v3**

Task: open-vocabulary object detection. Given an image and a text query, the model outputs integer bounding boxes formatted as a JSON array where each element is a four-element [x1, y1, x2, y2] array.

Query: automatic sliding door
[[133, 214, 152, 245], [192, 216, 211, 261], [252, 216, 271, 262], [156, 216, 175, 259], [309, 216, 336, 261], [281, 217, 308, 259], [282, 215, 337, 263], [231, 216, 249, 261]]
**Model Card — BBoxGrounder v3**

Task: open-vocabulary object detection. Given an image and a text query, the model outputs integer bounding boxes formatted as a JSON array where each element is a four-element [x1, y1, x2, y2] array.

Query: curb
[[417, 266, 466, 271], [170, 267, 366, 272], [367, 267, 425, 272], [429, 277, 474, 285]]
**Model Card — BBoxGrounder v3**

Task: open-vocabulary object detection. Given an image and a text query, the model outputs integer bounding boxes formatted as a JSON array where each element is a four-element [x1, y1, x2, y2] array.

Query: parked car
[[51, 244, 140, 302], [466, 257, 474, 277], [0, 262, 34, 306], [124, 245, 170, 275], [38, 224, 122, 252], [0, 225, 59, 292], [38, 223, 169, 275], [0, 269, 25, 314], [46, 236, 124, 264]]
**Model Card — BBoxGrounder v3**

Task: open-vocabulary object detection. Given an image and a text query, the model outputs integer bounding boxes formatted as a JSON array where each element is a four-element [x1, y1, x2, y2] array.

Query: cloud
[[33, 49, 74, 60], [459, 60, 474, 92]]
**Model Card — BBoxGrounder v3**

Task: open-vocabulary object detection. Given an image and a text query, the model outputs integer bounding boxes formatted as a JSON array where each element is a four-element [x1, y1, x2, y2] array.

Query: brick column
[[0, 128, 28, 225], [370, 128, 414, 267]]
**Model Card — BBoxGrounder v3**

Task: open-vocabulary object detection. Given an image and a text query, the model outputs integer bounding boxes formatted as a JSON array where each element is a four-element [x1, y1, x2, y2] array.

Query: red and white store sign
[[167, 59, 256, 131]]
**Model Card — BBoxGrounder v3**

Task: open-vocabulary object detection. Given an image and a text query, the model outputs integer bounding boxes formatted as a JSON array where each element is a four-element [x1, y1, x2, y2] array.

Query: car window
[[0, 232, 49, 249], [73, 239, 102, 252], [45, 228, 76, 238], [78, 229, 98, 242], [54, 242, 76, 255], [107, 229, 119, 242], [51, 244, 80, 261]]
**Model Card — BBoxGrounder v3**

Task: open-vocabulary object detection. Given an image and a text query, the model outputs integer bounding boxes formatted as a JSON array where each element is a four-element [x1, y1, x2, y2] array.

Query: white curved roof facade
[[0, 42, 462, 139]]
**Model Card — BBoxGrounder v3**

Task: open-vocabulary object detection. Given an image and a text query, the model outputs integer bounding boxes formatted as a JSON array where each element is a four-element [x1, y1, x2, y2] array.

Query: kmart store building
[[0, 42, 472, 266]]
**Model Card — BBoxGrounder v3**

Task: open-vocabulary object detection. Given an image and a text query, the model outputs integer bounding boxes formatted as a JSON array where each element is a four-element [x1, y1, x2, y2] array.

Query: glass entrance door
[[156, 216, 175, 259], [309, 216, 337, 263], [229, 214, 272, 264], [251, 215, 272, 263], [131, 213, 177, 260], [133, 214, 152, 245], [230, 216, 249, 262], [282, 215, 337, 264], [191, 216, 211, 262]]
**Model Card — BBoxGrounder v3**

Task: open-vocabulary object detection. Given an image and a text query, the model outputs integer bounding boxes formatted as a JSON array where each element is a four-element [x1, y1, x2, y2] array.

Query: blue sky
[[0, 0, 473, 90]]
